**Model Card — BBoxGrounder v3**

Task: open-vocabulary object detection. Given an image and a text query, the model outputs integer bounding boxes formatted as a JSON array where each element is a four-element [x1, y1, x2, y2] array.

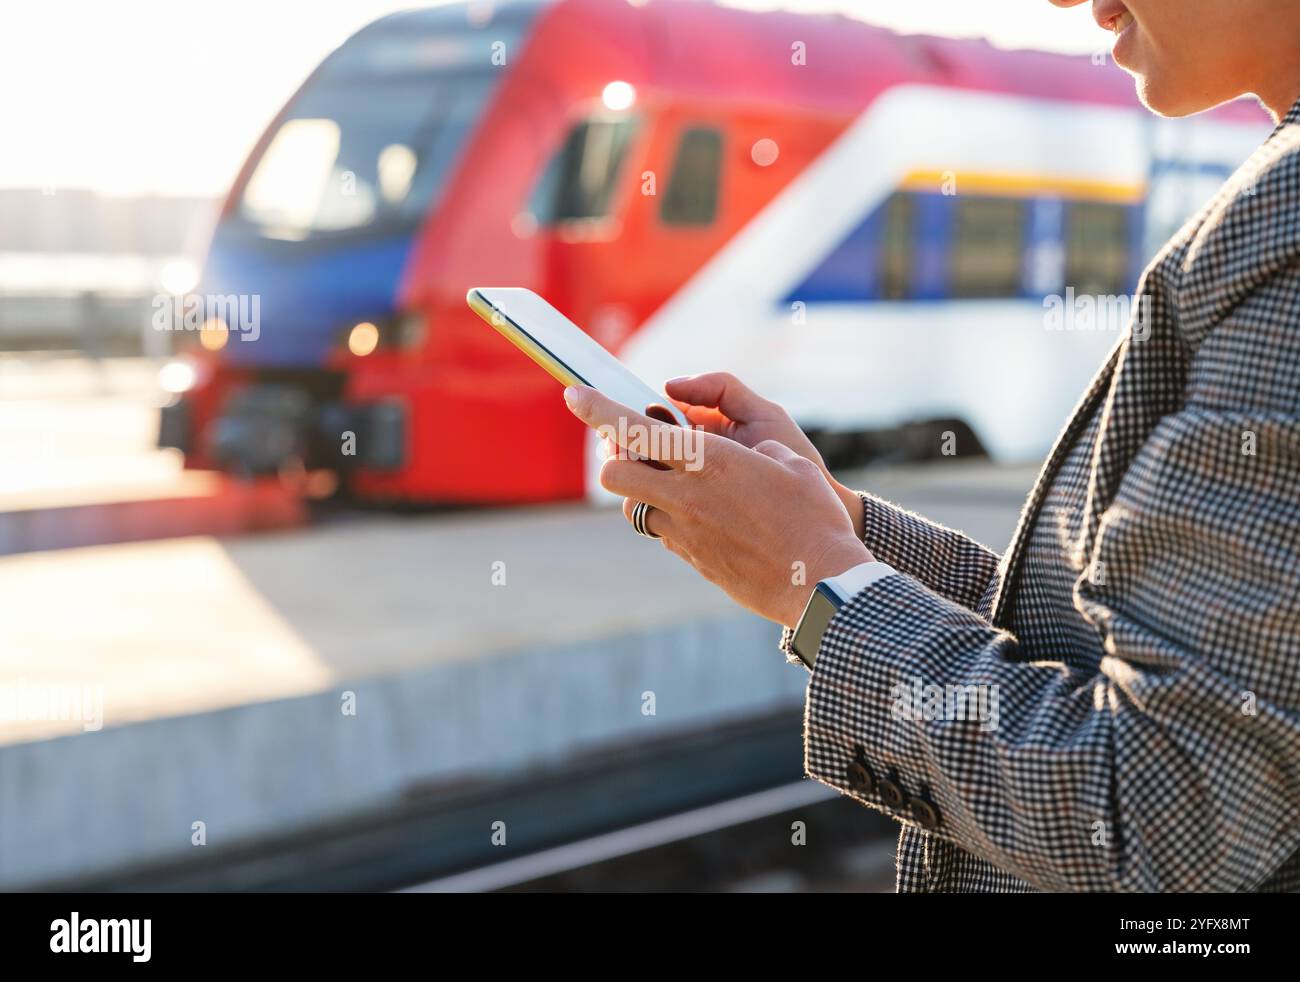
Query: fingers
[[621, 496, 675, 539], [664, 372, 773, 422], [667, 397, 730, 435], [565, 385, 696, 471], [600, 456, 677, 509], [751, 438, 802, 464]]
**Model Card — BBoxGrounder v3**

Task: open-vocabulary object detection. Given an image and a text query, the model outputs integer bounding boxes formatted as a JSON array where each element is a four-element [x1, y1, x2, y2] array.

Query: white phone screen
[[468, 287, 688, 426]]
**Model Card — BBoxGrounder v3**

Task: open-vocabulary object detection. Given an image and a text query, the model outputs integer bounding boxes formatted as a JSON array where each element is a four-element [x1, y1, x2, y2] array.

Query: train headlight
[[348, 321, 380, 357], [199, 317, 229, 351], [158, 358, 198, 394]]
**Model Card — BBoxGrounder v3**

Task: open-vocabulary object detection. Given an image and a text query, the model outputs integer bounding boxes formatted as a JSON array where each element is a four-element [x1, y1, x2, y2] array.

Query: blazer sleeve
[[851, 490, 1002, 610], [802, 261, 1300, 892], [778, 491, 1003, 665]]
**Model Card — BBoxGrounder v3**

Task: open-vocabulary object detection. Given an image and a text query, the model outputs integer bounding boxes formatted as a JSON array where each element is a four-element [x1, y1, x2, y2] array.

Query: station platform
[[0, 355, 1037, 888]]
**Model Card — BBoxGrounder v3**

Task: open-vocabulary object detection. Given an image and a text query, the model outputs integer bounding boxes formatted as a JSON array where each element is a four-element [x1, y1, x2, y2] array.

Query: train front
[[157, 3, 542, 495]]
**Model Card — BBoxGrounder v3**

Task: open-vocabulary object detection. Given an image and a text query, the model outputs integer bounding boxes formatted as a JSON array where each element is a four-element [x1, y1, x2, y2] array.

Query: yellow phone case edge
[[466, 289, 586, 389]]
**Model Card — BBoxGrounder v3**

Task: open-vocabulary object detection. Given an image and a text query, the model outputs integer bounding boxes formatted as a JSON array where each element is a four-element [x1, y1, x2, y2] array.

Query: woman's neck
[[1257, 75, 1300, 123]]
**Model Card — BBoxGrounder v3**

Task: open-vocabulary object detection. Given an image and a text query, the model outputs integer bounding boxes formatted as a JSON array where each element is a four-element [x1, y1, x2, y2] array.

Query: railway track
[[44, 711, 896, 893]]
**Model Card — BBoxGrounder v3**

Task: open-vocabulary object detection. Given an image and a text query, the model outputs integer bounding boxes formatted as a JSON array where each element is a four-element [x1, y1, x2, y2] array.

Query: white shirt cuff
[[821, 561, 896, 604]]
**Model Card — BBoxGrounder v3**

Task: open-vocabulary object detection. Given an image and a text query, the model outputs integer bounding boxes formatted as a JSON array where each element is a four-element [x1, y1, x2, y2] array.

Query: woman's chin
[[1132, 74, 1208, 119]]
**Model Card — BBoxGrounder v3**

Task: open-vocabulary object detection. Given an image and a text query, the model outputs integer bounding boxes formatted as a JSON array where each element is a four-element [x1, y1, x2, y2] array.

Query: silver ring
[[630, 500, 660, 539]]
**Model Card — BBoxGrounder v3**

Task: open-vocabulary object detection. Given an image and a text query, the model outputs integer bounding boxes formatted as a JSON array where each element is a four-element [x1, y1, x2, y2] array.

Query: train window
[[950, 197, 1027, 298], [1065, 202, 1132, 296], [529, 118, 639, 225], [880, 192, 916, 300], [238, 74, 495, 239], [661, 128, 722, 226]]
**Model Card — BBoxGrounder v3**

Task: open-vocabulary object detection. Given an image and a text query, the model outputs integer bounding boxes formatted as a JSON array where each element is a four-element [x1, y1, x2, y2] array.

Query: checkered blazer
[[782, 98, 1300, 892]]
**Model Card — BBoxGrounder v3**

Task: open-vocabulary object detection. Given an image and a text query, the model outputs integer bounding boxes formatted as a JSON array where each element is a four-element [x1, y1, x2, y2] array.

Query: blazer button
[[909, 793, 942, 831], [846, 760, 876, 794], [878, 770, 907, 810]]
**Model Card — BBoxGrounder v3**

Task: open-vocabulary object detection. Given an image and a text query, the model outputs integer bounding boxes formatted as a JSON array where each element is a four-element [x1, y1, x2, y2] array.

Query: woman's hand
[[663, 373, 865, 539], [566, 385, 874, 628]]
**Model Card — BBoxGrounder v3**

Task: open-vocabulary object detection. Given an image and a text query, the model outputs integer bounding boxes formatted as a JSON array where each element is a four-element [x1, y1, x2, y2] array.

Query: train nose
[[205, 382, 408, 476], [207, 385, 314, 474]]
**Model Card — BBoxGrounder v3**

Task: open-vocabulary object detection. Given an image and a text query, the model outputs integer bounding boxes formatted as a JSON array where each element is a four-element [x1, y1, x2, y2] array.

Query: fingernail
[[665, 375, 692, 386], [563, 386, 580, 410]]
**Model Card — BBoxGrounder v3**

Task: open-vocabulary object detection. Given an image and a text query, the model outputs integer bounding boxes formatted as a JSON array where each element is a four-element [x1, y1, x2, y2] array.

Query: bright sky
[[0, 0, 1101, 195]]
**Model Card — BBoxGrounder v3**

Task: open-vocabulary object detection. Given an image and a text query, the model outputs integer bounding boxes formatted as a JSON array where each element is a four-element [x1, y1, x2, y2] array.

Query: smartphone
[[466, 287, 688, 426]]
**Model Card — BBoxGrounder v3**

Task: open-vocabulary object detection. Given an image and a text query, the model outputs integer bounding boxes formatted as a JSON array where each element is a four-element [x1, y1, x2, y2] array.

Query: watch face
[[792, 587, 841, 669]]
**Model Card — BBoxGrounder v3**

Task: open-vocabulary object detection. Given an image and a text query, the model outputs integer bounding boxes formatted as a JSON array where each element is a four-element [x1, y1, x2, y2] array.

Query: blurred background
[[0, 0, 1272, 892]]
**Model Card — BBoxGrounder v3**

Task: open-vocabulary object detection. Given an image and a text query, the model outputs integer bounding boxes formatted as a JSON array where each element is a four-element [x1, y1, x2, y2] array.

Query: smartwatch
[[789, 562, 895, 669], [790, 581, 848, 669]]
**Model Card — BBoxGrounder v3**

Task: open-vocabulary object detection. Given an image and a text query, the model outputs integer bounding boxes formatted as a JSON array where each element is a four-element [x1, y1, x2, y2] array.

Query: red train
[[158, 0, 1268, 503]]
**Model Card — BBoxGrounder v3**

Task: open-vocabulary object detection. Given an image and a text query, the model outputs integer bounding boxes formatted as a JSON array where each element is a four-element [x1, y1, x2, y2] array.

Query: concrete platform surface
[[0, 460, 1034, 747]]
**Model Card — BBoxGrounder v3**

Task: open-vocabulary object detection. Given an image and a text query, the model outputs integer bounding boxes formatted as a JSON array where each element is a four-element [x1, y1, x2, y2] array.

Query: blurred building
[[0, 189, 218, 353]]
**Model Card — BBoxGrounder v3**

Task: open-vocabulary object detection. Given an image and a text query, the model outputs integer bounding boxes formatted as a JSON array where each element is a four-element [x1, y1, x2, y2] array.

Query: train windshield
[[236, 7, 536, 240]]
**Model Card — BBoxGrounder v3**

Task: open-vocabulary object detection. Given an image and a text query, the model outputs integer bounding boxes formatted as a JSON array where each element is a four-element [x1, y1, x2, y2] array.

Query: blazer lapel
[[1068, 103, 1300, 567], [989, 153, 1222, 628], [1074, 269, 1190, 562], [990, 337, 1122, 627], [988, 99, 1299, 630]]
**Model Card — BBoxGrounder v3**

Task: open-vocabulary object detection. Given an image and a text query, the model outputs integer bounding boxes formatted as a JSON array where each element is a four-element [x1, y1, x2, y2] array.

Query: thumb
[[664, 372, 773, 423]]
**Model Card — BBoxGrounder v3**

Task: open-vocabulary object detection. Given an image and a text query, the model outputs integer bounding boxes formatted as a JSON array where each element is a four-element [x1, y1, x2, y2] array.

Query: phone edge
[[466, 288, 586, 389]]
